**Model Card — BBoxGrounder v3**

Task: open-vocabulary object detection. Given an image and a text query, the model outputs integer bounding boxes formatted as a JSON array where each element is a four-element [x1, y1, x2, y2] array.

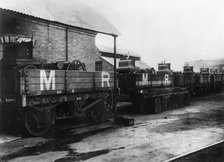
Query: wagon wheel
[[67, 60, 86, 71], [87, 101, 105, 123], [102, 94, 113, 113], [86, 94, 114, 122], [16, 64, 37, 75], [23, 65, 37, 70], [25, 105, 54, 136], [89, 108, 103, 123]]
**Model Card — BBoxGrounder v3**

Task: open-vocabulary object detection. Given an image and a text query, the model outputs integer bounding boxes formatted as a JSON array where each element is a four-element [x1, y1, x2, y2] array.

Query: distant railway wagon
[[173, 65, 223, 96], [0, 37, 114, 136], [117, 59, 224, 113], [117, 60, 190, 114]]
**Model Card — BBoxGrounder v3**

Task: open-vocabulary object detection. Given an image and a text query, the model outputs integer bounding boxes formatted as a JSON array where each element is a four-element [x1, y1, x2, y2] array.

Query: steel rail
[[164, 140, 224, 162]]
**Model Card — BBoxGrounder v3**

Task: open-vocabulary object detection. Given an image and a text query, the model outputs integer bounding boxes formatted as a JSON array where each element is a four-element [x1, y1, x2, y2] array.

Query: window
[[95, 61, 102, 71]]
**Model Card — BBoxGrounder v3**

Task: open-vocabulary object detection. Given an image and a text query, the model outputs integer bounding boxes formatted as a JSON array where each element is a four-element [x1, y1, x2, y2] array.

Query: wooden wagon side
[[119, 72, 189, 114], [18, 69, 114, 136]]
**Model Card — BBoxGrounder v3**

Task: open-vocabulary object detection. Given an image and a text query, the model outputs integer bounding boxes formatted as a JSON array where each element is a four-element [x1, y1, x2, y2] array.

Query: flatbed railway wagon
[[118, 60, 190, 113], [0, 36, 114, 136]]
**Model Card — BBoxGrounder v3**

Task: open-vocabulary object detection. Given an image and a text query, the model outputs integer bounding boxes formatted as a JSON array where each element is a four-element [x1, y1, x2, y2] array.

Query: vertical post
[[0, 44, 2, 131], [113, 35, 117, 119], [65, 27, 68, 62]]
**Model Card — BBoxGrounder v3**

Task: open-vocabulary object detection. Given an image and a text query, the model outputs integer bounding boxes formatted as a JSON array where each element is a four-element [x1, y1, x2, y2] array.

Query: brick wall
[[0, 10, 106, 71], [101, 58, 114, 71], [67, 28, 102, 71]]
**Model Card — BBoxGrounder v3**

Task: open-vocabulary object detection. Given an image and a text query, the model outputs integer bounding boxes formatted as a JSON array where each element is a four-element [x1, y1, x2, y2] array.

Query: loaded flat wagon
[[118, 59, 190, 113]]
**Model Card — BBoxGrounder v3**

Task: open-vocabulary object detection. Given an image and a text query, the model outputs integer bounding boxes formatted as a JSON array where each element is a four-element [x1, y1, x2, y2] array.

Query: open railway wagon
[[118, 60, 190, 113], [173, 65, 197, 96], [209, 69, 223, 92], [0, 36, 114, 136], [173, 65, 222, 96], [219, 67, 224, 88]]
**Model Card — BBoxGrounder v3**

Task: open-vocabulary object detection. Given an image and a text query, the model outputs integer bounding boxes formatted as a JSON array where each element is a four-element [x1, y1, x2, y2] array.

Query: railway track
[[165, 140, 224, 162]]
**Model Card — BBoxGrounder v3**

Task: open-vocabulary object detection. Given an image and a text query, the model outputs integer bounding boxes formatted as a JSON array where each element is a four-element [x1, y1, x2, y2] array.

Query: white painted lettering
[[142, 73, 148, 85], [164, 74, 170, 85], [40, 70, 55, 91], [137, 73, 149, 86], [164, 74, 169, 81], [101, 72, 110, 87]]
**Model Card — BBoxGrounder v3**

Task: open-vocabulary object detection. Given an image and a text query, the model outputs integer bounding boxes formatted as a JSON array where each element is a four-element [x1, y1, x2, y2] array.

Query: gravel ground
[[1, 92, 224, 162]]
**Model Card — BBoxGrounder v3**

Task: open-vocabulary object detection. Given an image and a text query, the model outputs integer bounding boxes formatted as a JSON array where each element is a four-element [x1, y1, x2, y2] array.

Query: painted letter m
[[40, 70, 55, 91]]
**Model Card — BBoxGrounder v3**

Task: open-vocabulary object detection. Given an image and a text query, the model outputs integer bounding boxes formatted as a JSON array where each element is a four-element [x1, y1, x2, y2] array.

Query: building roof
[[100, 56, 120, 68], [135, 60, 152, 69], [97, 45, 140, 58], [0, 0, 120, 36], [100, 56, 151, 69], [188, 58, 224, 72]]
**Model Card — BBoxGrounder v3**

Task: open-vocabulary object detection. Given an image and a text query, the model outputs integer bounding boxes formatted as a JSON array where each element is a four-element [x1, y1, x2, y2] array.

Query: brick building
[[0, 0, 119, 71]]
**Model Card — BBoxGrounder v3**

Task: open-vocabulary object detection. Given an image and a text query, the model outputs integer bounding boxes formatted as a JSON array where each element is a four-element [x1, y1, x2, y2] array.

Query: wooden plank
[[95, 82, 114, 88], [95, 77, 115, 81], [24, 82, 113, 94], [67, 82, 94, 89], [26, 83, 65, 92], [94, 71, 114, 77], [95, 87, 114, 91], [25, 69, 65, 77], [95, 80, 115, 84], [67, 71, 94, 77], [99, 73, 114, 78], [95, 81, 115, 86], [67, 71, 114, 81], [67, 88, 94, 93], [26, 77, 65, 84], [27, 90, 65, 96], [67, 77, 93, 83]]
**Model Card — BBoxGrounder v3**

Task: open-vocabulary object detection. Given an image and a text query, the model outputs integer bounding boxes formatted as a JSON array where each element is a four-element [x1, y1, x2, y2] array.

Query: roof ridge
[[0, 0, 120, 36]]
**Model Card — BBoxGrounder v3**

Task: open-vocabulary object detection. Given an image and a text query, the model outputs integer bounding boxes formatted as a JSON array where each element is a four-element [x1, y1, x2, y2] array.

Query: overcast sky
[[84, 0, 224, 70]]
